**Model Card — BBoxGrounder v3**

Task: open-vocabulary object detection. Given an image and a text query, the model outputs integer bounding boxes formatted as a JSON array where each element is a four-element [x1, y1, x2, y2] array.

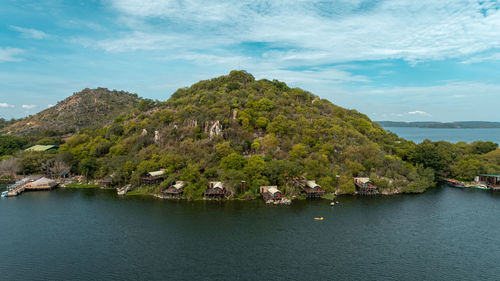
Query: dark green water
[[1, 187, 500, 280]]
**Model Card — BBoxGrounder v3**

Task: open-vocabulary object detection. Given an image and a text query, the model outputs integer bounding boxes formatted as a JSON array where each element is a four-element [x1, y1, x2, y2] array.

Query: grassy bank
[[64, 183, 100, 189]]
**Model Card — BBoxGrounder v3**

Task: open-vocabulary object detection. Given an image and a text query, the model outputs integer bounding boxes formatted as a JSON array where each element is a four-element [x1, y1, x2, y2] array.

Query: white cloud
[[408, 110, 431, 116], [10, 26, 49, 39], [0, 103, 14, 108], [461, 52, 500, 64], [22, 104, 37, 109], [329, 81, 500, 121], [96, 0, 500, 65], [0, 47, 23, 63]]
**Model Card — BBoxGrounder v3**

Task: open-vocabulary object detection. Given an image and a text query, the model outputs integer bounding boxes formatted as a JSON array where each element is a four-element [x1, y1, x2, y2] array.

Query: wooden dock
[[5, 177, 58, 197]]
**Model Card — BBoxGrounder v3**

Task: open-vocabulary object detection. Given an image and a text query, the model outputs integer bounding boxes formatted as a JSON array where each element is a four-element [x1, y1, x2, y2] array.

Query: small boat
[[314, 217, 324, 221], [1, 191, 8, 197], [330, 202, 335, 206], [475, 184, 489, 190], [446, 179, 465, 189]]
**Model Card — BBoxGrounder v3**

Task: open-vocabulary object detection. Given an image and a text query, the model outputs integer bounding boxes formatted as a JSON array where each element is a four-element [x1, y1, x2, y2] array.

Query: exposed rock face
[[187, 119, 198, 127], [154, 130, 161, 145], [232, 110, 238, 120], [141, 129, 148, 136], [205, 120, 222, 138]]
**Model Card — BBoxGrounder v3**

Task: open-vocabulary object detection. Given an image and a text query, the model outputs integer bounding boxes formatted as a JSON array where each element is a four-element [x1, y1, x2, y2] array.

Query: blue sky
[[1, 0, 500, 121]]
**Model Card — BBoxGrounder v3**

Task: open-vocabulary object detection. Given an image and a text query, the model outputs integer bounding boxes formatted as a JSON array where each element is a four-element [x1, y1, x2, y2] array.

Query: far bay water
[[1, 187, 500, 280], [383, 127, 500, 143]]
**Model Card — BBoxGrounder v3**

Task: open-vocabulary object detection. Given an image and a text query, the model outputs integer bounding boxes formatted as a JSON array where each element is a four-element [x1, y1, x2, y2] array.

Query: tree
[[411, 140, 448, 173], [469, 141, 498, 155], [0, 135, 27, 156], [0, 157, 22, 176], [79, 158, 96, 179], [244, 155, 265, 182], [220, 153, 246, 170], [289, 143, 307, 159], [261, 134, 279, 154]]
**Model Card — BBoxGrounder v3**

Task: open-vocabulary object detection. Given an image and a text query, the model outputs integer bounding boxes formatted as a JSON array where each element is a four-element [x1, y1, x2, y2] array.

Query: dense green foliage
[[1, 71, 498, 199], [0, 135, 28, 157]]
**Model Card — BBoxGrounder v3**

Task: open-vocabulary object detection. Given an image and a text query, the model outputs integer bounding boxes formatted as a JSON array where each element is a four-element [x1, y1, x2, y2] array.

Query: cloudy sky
[[1, 0, 500, 121]]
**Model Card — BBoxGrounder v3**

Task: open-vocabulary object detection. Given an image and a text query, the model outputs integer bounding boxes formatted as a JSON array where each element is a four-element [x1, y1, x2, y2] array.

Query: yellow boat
[[314, 217, 324, 221]]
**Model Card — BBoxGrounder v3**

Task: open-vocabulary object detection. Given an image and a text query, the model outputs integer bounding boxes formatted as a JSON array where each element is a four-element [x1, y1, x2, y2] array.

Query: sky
[[1, 0, 500, 122]]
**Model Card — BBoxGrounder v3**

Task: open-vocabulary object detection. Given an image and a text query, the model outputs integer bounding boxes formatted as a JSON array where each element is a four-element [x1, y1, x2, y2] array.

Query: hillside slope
[[58, 71, 434, 197], [1, 88, 143, 136]]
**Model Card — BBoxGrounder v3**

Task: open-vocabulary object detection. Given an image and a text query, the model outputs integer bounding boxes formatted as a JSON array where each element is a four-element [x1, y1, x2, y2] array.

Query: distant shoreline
[[377, 121, 500, 129]]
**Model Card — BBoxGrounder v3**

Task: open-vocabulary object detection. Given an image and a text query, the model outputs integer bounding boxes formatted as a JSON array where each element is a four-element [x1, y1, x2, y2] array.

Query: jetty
[[6, 177, 58, 197], [117, 184, 134, 195]]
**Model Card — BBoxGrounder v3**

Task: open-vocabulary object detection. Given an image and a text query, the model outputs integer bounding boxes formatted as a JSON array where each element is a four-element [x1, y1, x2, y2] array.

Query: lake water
[[1, 187, 500, 280], [383, 127, 500, 143]]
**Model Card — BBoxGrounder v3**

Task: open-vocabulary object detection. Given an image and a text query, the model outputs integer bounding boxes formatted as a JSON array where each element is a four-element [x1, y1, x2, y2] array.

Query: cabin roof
[[268, 187, 281, 194], [25, 145, 58, 152], [210, 181, 223, 189], [306, 180, 320, 189], [479, 174, 500, 177], [148, 170, 165, 177], [173, 181, 185, 189], [354, 177, 371, 184]]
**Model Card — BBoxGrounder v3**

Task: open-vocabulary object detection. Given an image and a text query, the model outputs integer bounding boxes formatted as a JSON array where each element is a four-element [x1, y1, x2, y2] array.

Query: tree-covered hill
[[3, 71, 500, 198], [54, 71, 435, 197], [1, 88, 144, 137]]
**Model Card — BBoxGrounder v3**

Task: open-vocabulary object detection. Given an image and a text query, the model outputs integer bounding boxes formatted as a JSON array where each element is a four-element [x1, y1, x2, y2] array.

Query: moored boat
[[446, 179, 465, 189], [1, 190, 8, 197], [474, 184, 489, 190]]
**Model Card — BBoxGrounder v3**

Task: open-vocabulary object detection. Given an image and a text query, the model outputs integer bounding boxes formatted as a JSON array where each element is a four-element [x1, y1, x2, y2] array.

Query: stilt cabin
[[204, 181, 225, 199], [163, 181, 186, 197], [141, 170, 165, 185], [25, 177, 58, 191], [303, 180, 325, 198], [354, 177, 378, 195], [260, 186, 283, 201], [99, 176, 114, 188], [477, 174, 500, 190]]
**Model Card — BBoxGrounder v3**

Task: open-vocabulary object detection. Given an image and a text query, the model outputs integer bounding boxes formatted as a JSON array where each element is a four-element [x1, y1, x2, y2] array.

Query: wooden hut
[[99, 176, 114, 188], [162, 181, 186, 198], [260, 186, 283, 201], [141, 170, 165, 185], [204, 181, 225, 199], [302, 180, 325, 198], [25, 177, 58, 191], [354, 177, 378, 195], [477, 174, 500, 190]]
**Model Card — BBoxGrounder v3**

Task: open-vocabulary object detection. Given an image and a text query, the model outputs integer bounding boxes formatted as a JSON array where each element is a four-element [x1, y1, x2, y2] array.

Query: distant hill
[[1, 88, 143, 136], [377, 121, 500, 129]]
